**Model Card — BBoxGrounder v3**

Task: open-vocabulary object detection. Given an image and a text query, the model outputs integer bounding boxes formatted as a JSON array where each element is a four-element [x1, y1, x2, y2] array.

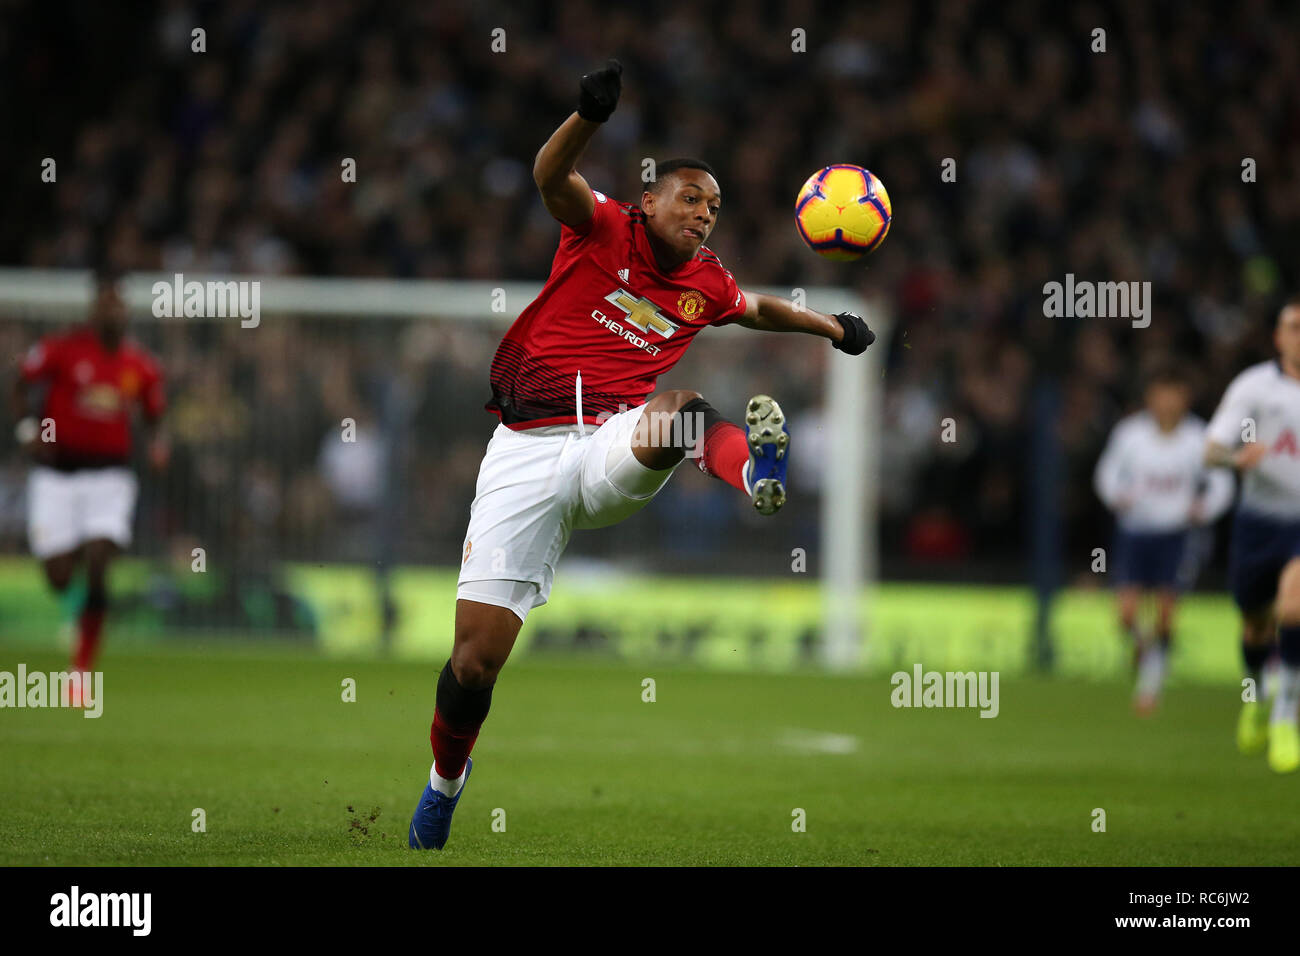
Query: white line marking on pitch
[[778, 729, 860, 755]]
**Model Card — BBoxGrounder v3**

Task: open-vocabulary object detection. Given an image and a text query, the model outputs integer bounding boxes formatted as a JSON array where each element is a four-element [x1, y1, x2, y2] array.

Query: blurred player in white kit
[[1095, 364, 1233, 715], [1205, 300, 1300, 771]]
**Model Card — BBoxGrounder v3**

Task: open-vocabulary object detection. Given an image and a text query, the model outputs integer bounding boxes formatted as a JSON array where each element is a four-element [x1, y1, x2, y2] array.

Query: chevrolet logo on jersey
[[603, 289, 678, 338]]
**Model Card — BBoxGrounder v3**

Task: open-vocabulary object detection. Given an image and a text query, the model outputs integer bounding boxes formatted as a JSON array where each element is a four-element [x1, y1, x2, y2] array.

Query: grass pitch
[[1, 644, 1297, 866]]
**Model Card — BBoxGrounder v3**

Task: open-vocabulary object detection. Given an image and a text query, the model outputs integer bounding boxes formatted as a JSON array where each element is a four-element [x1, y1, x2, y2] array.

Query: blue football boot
[[408, 758, 472, 850], [743, 394, 789, 516]]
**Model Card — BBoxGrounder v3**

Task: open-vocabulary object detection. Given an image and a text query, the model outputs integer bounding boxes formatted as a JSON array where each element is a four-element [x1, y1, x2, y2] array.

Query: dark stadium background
[[0, 0, 1296, 610]]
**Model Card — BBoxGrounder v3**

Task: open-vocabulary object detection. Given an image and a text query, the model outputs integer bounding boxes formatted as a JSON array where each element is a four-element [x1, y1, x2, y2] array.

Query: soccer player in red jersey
[[410, 60, 877, 848], [11, 269, 168, 698]]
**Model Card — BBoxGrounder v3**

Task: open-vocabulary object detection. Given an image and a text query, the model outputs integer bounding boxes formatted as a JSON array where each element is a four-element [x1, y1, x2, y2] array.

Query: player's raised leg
[[1134, 587, 1176, 716], [40, 549, 84, 705], [634, 389, 789, 515], [28, 467, 92, 705], [1237, 608, 1275, 755], [410, 599, 522, 849], [1224, 509, 1283, 755], [75, 539, 117, 673], [54, 538, 118, 708], [41, 551, 79, 607], [1115, 584, 1142, 669], [64, 465, 137, 703], [742, 394, 790, 515], [1268, 558, 1300, 772], [628, 389, 707, 471]]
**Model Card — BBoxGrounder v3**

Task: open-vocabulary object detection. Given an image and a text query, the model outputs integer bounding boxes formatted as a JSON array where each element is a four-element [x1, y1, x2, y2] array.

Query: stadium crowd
[[3, 0, 1300, 582]]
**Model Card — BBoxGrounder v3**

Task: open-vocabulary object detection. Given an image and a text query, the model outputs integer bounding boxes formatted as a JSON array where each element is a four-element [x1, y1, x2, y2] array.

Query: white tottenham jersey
[[1094, 412, 1234, 532], [1206, 360, 1300, 519]]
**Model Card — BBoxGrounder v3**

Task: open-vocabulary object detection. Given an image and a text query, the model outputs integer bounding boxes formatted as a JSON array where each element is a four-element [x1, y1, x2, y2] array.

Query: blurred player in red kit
[[11, 269, 168, 698], [409, 60, 878, 849]]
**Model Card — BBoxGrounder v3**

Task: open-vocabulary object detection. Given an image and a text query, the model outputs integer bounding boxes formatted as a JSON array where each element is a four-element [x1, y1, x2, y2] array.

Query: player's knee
[[451, 652, 502, 690], [654, 390, 708, 451], [1116, 594, 1137, 626], [1278, 564, 1300, 626], [44, 562, 74, 592], [651, 389, 703, 415], [1277, 593, 1300, 627], [1156, 599, 1176, 626], [85, 539, 117, 568], [1243, 612, 1275, 645], [450, 641, 505, 689]]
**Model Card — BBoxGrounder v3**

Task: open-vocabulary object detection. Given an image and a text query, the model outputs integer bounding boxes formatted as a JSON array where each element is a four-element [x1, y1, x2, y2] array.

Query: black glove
[[578, 59, 623, 123], [831, 312, 876, 355]]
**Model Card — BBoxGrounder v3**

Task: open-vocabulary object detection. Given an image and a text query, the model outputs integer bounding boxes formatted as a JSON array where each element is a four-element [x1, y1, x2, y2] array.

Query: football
[[794, 164, 892, 261]]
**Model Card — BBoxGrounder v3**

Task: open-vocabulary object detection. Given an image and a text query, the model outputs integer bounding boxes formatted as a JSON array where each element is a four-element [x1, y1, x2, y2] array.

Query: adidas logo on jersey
[[618, 268, 629, 282]]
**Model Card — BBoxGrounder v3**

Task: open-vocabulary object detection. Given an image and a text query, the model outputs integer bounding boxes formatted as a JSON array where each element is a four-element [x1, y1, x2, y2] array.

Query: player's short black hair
[[1143, 360, 1190, 390], [93, 264, 125, 291], [646, 158, 719, 195]]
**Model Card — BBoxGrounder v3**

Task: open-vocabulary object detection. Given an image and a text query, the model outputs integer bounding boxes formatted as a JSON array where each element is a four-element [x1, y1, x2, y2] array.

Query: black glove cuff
[[832, 313, 876, 355], [578, 100, 615, 123]]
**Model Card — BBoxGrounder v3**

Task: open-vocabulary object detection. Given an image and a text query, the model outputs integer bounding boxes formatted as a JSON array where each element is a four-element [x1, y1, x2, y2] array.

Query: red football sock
[[73, 608, 104, 672], [430, 710, 481, 781], [696, 421, 749, 493]]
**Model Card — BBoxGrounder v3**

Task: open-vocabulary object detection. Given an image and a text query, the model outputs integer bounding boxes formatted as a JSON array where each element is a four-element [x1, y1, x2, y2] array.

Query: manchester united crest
[[677, 290, 706, 320]]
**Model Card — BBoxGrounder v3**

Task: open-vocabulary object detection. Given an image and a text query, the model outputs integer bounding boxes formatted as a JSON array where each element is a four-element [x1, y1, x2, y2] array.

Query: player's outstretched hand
[[831, 312, 876, 355], [14, 416, 38, 450], [578, 58, 622, 123], [1233, 442, 1268, 472], [14, 417, 52, 463]]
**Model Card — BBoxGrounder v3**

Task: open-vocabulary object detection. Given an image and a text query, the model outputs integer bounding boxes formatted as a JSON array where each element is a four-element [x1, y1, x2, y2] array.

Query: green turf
[[1, 645, 1298, 866]]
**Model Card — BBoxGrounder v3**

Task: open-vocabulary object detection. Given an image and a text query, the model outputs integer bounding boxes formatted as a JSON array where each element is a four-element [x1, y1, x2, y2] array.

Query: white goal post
[[0, 269, 889, 670]]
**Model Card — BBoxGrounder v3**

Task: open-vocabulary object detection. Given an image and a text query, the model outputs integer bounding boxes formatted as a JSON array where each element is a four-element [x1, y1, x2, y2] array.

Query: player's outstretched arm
[[1196, 467, 1235, 523], [1205, 441, 1235, 468], [10, 371, 40, 453], [736, 291, 876, 354], [1206, 439, 1266, 472], [1092, 430, 1126, 510], [10, 374, 27, 426], [533, 59, 622, 228]]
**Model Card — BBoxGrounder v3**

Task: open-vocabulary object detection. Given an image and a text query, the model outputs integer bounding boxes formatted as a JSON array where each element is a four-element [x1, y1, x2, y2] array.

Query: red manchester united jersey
[[20, 327, 165, 467], [486, 189, 748, 428]]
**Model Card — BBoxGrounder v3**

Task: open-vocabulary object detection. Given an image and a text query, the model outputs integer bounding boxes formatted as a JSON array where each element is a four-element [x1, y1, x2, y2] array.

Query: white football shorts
[[27, 465, 139, 559], [456, 404, 679, 622]]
